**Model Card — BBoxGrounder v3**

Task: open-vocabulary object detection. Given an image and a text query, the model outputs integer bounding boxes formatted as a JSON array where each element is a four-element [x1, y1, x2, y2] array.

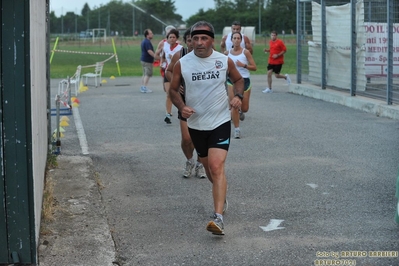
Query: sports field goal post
[[91, 28, 107, 43]]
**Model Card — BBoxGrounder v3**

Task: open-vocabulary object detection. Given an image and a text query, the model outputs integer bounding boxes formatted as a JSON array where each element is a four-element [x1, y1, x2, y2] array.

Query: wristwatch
[[234, 93, 243, 100]]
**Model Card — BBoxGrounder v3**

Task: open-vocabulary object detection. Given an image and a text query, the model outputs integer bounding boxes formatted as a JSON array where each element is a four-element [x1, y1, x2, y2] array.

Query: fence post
[[54, 95, 61, 154], [396, 167, 399, 224], [350, 0, 357, 96], [321, 0, 326, 90], [296, 0, 302, 84], [387, 0, 393, 105]]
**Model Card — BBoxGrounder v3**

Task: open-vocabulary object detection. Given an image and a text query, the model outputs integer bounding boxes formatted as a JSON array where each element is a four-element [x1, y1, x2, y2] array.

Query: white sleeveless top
[[225, 32, 246, 50], [179, 50, 230, 130], [228, 48, 249, 78], [163, 42, 183, 65]]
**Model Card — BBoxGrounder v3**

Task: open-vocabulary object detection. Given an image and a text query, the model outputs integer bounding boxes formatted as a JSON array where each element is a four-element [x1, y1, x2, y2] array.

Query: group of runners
[[139, 20, 291, 236]]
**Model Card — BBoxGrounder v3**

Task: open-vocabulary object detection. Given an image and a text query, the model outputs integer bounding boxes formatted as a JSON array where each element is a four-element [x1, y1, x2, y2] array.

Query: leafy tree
[[62, 12, 77, 34], [81, 3, 91, 17], [264, 0, 296, 34], [49, 0, 297, 37], [50, 0, 184, 35], [185, 0, 296, 35], [49, 11, 60, 34]]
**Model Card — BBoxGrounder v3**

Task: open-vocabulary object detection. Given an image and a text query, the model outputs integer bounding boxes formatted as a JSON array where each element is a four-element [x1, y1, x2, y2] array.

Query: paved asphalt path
[[52, 74, 399, 266]]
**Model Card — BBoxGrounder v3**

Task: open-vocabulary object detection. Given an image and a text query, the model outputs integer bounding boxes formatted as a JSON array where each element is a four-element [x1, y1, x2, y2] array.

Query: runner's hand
[[181, 106, 195, 119], [230, 97, 242, 110]]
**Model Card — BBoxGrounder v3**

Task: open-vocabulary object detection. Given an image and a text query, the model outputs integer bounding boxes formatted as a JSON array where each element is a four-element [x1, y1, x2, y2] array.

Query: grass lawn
[[50, 35, 297, 79]]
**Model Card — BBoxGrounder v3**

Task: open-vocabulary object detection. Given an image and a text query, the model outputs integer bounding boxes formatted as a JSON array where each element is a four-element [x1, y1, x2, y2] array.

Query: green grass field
[[50, 35, 297, 79]]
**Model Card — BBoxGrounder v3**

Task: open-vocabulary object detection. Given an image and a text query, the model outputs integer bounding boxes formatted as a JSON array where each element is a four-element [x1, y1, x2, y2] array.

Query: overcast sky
[[50, 0, 216, 21]]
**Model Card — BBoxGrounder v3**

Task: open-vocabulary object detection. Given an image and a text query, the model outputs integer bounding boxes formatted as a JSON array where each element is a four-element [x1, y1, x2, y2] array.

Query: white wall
[[308, 1, 367, 91], [30, 0, 49, 245]]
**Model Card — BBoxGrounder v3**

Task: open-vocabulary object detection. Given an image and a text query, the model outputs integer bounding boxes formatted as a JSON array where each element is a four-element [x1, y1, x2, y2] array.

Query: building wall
[[30, 0, 48, 245]]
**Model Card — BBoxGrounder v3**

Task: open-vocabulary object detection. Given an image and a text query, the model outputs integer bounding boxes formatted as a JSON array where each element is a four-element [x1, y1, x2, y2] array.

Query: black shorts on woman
[[226, 77, 251, 92]]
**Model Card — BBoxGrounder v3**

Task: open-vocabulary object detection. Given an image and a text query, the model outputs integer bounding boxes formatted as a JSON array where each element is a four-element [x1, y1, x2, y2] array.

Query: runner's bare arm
[[227, 57, 244, 109], [169, 62, 195, 118], [220, 35, 227, 54], [228, 58, 244, 95], [155, 40, 164, 56], [169, 61, 185, 110], [244, 49, 257, 71], [147, 49, 159, 60], [244, 35, 253, 54]]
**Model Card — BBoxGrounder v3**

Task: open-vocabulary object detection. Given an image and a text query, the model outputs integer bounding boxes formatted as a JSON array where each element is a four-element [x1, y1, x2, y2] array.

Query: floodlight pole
[[132, 0, 135, 36], [128, 1, 168, 27], [150, 15, 167, 27]]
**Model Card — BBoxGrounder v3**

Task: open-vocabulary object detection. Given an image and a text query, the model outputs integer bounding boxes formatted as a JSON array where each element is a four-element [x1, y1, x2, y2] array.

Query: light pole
[[300, 0, 312, 41], [61, 7, 64, 35], [132, 0, 135, 36], [98, 8, 101, 29], [128, 1, 168, 29], [258, 0, 261, 35], [75, 9, 77, 37]]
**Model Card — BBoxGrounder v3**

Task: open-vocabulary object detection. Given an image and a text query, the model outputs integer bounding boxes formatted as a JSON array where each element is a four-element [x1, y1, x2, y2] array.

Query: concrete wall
[[30, 0, 48, 244], [289, 83, 399, 120]]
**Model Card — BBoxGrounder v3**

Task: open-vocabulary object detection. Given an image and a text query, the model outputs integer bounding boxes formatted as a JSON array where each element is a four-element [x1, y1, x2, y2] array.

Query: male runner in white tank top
[[169, 21, 244, 236], [220, 21, 253, 55]]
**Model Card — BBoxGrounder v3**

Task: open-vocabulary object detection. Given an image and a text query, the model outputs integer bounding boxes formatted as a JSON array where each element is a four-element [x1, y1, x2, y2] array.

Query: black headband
[[191, 30, 214, 39]]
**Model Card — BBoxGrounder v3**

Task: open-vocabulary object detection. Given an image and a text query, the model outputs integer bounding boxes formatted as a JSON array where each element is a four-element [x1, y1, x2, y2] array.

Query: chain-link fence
[[296, 0, 399, 105]]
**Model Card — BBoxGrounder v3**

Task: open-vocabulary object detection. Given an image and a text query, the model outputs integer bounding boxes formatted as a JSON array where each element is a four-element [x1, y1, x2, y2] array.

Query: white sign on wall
[[364, 22, 399, 77]]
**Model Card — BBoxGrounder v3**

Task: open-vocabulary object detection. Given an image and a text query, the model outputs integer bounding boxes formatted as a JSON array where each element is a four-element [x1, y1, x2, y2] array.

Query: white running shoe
[[262, 88, 272, 93], [285, 74, 291, 85], [182, 159, 195, 178], [140, 86, 153, 93], [234, 129, 241, 139], [195, 163, 207, 179], [206, 214, 224, 235]]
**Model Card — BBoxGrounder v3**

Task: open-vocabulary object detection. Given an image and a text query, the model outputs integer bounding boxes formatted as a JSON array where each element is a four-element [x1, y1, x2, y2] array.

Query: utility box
[[1, 0, 49, 264]]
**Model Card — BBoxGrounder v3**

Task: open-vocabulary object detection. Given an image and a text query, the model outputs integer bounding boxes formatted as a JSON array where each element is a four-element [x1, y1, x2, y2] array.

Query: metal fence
[[296, 0, 399, 105]]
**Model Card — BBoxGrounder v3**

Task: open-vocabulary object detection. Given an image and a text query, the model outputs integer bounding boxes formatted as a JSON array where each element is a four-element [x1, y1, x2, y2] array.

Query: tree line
[[50, 0, 296, 37]]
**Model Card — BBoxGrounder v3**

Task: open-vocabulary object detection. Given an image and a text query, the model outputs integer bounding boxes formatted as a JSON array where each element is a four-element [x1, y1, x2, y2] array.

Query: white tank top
[[163, 42, 182, 65], [225, 32, 246, 50], [228, 48, 250, 78], [179, 50, 230, 130]]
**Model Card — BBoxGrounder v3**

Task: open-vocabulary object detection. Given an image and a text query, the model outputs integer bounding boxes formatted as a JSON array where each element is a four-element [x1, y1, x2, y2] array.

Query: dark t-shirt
[[141, 38, 154, 63]]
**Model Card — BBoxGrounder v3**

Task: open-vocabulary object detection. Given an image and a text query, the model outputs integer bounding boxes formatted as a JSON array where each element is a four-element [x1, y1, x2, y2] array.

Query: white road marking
[[307, 183, 318, 189], [73, 107, 89, 155], [259, 219, 285, 232]]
